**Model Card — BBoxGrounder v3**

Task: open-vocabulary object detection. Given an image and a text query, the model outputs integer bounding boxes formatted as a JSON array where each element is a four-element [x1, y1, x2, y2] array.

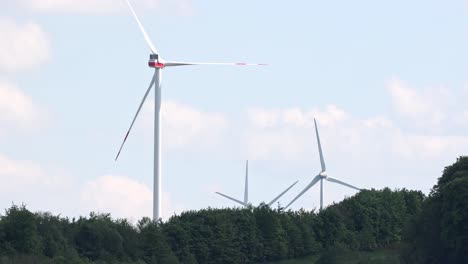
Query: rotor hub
[[148, 54, 165, 69]]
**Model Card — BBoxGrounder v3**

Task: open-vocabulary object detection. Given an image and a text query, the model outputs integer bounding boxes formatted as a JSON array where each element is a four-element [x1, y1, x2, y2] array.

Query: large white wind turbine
[[115, 0, 266, 221], [285, 119, 361, 211], [216, 160, 299, 207]]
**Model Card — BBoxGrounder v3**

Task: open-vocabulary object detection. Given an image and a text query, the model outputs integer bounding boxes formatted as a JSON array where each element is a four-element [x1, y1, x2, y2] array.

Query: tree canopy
[[2, 156, 467, 263], [0, 188, 423, 263], [402, 156, 468, 264]]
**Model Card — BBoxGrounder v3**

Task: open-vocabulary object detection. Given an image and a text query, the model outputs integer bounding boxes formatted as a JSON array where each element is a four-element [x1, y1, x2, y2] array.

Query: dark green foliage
[[312, 188, 424, 254], [254, 205, 288, 261], [35, 212, 68, 258], [73, 213, 124, 261], [0, 184, 429, 263], [2, 205, 41, 255], [402, 156, 468, 264], [138, 217, 179, 264]]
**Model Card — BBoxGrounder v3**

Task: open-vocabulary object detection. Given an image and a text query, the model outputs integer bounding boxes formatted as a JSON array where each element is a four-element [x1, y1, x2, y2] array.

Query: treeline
[[401, 156, 468, 264], [0, 157, 466, 264], [0, 189, 422, 263]]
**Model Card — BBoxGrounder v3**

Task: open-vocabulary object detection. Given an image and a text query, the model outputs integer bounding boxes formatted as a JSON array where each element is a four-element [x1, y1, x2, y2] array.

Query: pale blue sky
[[0, 0, 467, 220]]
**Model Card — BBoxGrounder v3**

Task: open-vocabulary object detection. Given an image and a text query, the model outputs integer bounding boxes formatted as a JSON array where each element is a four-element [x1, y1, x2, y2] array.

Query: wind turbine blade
[[215, 192, 246, 207], [314, 118, 326, 172], [326, 177, 361, 191], [267, 180, 299, 207], [285, 175, 322, 209], [115, 72, 157, 160], [164, 61, 267, 67], [244, 160, 248, 205], [125, 0, 159, 55]]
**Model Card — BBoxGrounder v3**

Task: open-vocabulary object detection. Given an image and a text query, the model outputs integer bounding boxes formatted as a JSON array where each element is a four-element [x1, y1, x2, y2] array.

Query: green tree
[[403, 156, 468, 264], [254, 205, 288, 261], [35, 212, 68, 258], [2, 205, 41, 254], [138, 217, 179, 264]]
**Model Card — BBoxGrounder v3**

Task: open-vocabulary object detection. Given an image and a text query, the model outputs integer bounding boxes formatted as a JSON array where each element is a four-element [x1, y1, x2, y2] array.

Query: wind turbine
[[115, 0, 266, 221], [216, 160, 299, 207], [285, 119, 361, 211]]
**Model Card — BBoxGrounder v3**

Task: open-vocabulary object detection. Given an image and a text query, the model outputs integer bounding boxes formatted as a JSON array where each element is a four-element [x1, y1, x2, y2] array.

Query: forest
[[0, 156, 467, 264]]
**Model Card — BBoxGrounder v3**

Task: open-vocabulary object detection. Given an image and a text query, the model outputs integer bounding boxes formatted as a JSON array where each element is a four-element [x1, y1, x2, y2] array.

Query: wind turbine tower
[[115, 0, 265, 221]]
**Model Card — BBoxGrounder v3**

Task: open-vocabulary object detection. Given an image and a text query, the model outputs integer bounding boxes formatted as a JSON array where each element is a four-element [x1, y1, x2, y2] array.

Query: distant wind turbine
[[216, 160, 299, 207], [285, 119, 361, 211], [115, 0, 266, 221]]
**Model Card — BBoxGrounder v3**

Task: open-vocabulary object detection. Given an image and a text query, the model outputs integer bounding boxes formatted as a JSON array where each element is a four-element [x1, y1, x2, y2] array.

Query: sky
[[0, 0, 467, 221]]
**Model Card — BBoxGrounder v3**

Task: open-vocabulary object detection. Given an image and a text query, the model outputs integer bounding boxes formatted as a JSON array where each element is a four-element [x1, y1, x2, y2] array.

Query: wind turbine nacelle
[[148, 54, 165, 68], [319, 172, 328, 178]]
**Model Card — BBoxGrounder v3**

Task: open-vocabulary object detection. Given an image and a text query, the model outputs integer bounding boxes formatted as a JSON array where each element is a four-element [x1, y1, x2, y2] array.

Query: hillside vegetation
[[401, 156, 468, 263], [0, 157, 467, 264]]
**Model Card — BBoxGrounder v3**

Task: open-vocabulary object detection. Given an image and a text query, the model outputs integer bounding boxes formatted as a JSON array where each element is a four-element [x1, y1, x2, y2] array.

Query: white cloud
[[247, 108, 279, 128], [0, 154, 71, 188], [81, 175, 151, 221], [81, 175, 183, 221], [19, 0, 193, 15], [246, 105, 349, 160], [249, 104, 348, 130], [246, 103, 468, 161], [387, 79, 447, 125], [387, 79, 428, 116], [0, 153, 74, 216], [0, 155, 186, 221], [392, 134, 468, 160], [387, 79, 468, 132], [0, 154, 45, 188], [0, 18, 50, 72], [0, 80, 47, 132], [363, 116, 393, 129], [305, 105, 348, 127], [142, 100, 228, 150], [241, 100, 468, 211]]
